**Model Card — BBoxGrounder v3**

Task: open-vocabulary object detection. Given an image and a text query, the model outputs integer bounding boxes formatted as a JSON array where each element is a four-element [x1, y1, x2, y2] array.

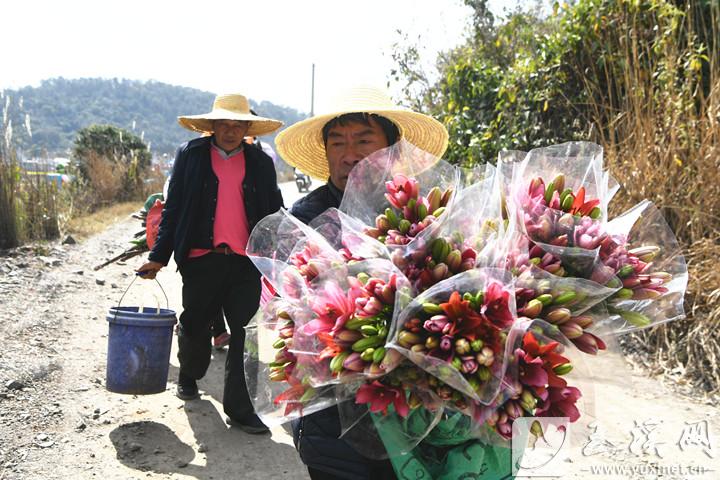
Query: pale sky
[[1, 0, 521, 113]]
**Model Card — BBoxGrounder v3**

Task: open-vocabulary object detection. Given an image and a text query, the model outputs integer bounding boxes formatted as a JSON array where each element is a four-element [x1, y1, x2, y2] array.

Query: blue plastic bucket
[[106, 306, 177, 394]]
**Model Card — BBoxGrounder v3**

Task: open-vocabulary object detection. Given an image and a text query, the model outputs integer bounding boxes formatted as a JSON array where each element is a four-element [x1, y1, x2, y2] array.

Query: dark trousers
[[210, 309, 227, 337], [177, 253, 261, 420]]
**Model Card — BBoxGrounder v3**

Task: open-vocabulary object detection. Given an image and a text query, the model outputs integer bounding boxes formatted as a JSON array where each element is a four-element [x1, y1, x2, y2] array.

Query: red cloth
[[145, 200, 164, 250], [189, 147, 250, 258]]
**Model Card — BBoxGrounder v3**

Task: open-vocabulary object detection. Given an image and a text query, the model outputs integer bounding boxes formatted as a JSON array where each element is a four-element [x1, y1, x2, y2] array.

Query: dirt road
[[1, 180, 719, 479]]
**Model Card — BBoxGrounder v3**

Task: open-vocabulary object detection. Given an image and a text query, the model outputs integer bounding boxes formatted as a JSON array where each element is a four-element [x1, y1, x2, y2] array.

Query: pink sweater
[[188, 146, 250, 258]]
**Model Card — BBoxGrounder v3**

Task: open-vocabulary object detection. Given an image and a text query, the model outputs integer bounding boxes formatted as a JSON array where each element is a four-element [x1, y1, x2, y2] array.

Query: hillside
[[0, 77, 307, 157]]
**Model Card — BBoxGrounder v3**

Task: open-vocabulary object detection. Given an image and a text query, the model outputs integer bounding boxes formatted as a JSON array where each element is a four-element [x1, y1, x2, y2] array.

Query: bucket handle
[[114, 275, 169, 315]]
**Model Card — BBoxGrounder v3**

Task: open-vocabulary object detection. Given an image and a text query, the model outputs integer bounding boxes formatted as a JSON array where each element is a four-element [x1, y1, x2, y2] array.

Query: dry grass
[[66, 201, 142, 240], [0, 156, 19, 249], [579, 1, 720, 392]]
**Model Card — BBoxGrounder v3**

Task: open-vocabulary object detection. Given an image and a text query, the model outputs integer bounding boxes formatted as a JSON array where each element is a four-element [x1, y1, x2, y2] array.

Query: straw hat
[[178, 93, 283, 137], [275, 86, 448, 180]]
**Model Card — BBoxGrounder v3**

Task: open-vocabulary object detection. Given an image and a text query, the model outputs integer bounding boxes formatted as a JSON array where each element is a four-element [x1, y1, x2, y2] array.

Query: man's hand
[[136, 261, 164, 280]]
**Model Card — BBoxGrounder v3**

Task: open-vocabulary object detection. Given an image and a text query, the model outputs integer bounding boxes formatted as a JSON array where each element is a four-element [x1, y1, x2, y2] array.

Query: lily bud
[[537, 216, 553, 242], [416, 202, 428, 221], [535, 294, 553, 306], [650, 271, 672, 283], [632, 288, 662, 300], [422, 302, 443, 314], [619, 310, 651, 327], [380, 348, 404, 370], [476, 347, 495, 366], [551, 235, 568, 247], [440, 187, 453, 207], [497, 419, 512, 438], [545, 307, 571, 324], [335, 329, 363, 343], [544, 263, 563, 274], [505, 401, 523, 419], [558, 212, 575, 229], [476, 366, 491, 382], [521, 299, 543, 318], [360, 348, 376, 362], [432, 263, 449, 281], [425, 336, 440, 350], [423, 315, 449, 333], [398, 219, 411, 235], [520, 390, 537, 412], [343, 352, 365, 371], [445, 250, 462, 272], [398, 331, 423, 348], [408, 392, 423, 409], [559, 321, 583, 339], [471, 339, 484, 352], [279, 326, 295, 339], [553, 291, 577, 305], [363, 297, 383, 315], [269, 369, 286, 382], [574, 333, 602, 355], [553, 363, 573, 375], [426, 187, 442, 213], [616, 264, 636, 278], [577, 233, 598, 250], [629, 245, 660, 263], [436, 386, 453, 400], [452, 357, 463, 370], [411, 344, 426, 353], [572, 315, 593, 329], [455, 338, 471, 355], [364, 227, 381, 238], [615, 288, 634, 299], [561, 193, 574, 212], [461, 358, 479, 374], [375, 215, 391, 231], [460, 259, 476, 271]]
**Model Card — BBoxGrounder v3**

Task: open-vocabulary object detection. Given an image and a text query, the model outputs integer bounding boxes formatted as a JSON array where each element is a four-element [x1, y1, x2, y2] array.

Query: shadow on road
[[109, 420, 195, 474]]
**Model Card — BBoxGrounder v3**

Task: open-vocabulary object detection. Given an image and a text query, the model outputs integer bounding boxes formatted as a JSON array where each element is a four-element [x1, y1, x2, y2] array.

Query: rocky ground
[[0, 181, 719, 479]]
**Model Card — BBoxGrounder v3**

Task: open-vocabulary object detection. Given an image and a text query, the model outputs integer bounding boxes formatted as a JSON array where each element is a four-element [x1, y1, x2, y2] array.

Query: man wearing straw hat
[[137, 93, 283, 434], [275, 85, 448, 479]]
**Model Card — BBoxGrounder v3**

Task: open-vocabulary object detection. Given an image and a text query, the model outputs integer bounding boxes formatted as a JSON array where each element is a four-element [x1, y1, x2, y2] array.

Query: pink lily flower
[[304, 282, 358, 335], [355, 380, 410, 417], [384, 174, 419, 209]]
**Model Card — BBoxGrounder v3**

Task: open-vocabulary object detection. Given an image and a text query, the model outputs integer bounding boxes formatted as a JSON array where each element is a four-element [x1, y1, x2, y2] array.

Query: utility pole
[[310, 63, 315, 117]]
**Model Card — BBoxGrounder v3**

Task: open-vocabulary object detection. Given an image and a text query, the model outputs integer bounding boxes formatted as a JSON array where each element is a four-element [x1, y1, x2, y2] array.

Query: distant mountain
[[1, 77, 308, 158]]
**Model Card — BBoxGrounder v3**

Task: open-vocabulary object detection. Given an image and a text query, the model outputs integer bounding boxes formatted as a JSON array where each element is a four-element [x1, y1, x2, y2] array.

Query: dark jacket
[[150, 136, 283, 267], [289, 180, 343, 224], [291, 183, 396, 480]]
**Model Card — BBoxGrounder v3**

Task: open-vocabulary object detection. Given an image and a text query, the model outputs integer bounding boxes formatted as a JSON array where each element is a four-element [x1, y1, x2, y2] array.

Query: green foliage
[[397, 0, 714, 167], [72, 124, 151, 206], [0, 78, 307, 157], [74, 124, 151, 166]]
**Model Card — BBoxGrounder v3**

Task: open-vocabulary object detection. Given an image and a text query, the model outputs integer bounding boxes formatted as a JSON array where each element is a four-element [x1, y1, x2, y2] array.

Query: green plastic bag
[[372, 410, 517, 479]]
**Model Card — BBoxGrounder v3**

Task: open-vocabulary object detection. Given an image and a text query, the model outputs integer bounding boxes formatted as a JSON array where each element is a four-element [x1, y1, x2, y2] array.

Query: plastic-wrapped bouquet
[[243, 140, 688, 477]]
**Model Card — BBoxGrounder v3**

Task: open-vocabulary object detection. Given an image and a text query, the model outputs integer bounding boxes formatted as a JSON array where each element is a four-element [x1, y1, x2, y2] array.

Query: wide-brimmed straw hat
[[178, 93, 283, 137], [275, 86, 448, 180]]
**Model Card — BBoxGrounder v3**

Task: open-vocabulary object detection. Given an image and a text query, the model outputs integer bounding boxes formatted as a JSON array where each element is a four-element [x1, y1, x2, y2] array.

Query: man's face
[[213, 120, 250, 151], [325, 117, 390, 190]]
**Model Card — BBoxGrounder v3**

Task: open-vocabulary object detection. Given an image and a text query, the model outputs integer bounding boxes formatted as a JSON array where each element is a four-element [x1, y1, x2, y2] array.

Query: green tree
[[72, 124, 151, 205]]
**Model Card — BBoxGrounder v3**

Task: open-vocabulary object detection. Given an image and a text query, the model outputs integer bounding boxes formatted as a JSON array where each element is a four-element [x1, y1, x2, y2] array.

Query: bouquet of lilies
[[243, 140, 687, 471]]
